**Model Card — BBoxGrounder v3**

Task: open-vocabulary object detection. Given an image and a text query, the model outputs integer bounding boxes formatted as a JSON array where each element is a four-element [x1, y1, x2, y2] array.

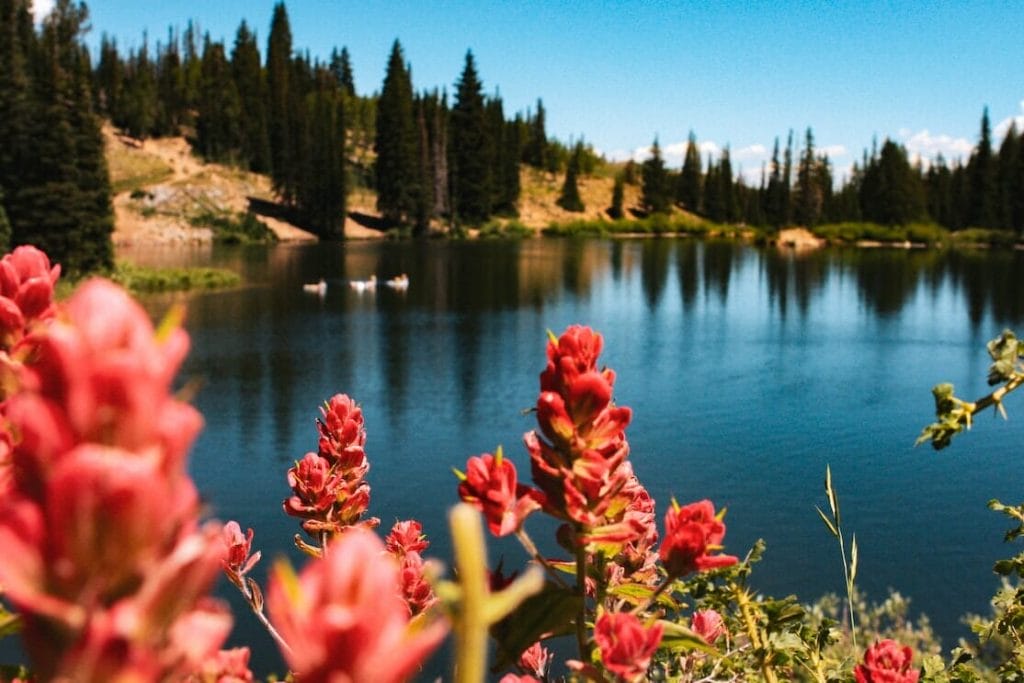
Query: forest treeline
[[628, 115, 1023, 236], [2, 0, 1023, 275]]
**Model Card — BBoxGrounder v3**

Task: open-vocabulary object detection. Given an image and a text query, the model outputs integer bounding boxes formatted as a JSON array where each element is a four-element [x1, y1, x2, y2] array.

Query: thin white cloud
[[32, 0, 54, 22], [994, 100, 1024, 142], [818, 144, 847, 158], [900, 129, 973, 166], [697, 140, 720, 159], [732, 144, 767, 162]]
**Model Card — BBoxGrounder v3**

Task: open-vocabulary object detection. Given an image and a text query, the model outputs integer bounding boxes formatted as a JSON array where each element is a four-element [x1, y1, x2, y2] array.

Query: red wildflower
[[316, 393, 367, 472], [658, 499, 738, 577], [385, 519, 429, 555], [266, 528, 447, 683], [186, 647, 254, 682], [284, 453, 344, 519], [396, 550, 437, 616], [457, 449, 540, 537], [0, 245, 60, 351], [691, 609, 726, 644], [222, 521, 261, 580], [517, 641, 552, 679], [855, 639, 919, 683], [593, 610, 663, 682], [0, 274, 230, 680], [526, 326, 636, 535]]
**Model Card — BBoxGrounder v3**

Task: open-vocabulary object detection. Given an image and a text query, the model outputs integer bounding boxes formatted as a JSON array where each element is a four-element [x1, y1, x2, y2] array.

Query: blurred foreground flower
[[267, 527, 447, 683], [0, 278, 229, 680]]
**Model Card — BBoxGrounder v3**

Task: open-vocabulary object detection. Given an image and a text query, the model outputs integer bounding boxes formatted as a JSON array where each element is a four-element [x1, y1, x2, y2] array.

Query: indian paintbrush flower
[[855, 639, 920, 683], [266, 528, 447, 683], [592, 609, 663, 682], [658, 498, 738, 578], [456, 447, 541, 537]]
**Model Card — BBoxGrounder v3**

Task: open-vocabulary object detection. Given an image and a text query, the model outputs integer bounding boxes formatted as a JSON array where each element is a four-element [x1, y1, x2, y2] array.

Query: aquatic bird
[[349, 274, 377, 293], [385, 273, 409, 290], [302, 278, 327, 296]]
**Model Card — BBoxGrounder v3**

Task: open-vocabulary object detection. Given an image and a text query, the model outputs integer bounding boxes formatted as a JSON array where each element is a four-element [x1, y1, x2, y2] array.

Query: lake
[[123, 238, 1024, 676]]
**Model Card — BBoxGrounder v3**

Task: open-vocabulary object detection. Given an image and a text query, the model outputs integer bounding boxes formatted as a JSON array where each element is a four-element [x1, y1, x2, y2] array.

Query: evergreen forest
[[1, 0, 1023, 274]]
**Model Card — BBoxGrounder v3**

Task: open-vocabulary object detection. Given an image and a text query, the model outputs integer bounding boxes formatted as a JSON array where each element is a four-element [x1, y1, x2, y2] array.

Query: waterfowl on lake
[[385, 273, 409, 290], [349, 274, 377, 292], [302, 279, 327, 296]]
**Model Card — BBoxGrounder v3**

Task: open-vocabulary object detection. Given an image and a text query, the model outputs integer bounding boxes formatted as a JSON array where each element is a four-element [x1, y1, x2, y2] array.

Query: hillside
[[104, 125, 649, 245]]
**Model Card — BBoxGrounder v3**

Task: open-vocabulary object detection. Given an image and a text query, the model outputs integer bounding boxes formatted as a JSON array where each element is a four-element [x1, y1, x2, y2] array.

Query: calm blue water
[[123, 239, 1024, 677]]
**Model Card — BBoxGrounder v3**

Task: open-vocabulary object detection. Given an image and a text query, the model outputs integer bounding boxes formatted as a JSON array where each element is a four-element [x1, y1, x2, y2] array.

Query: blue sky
[[42, 0, 1024, 182]]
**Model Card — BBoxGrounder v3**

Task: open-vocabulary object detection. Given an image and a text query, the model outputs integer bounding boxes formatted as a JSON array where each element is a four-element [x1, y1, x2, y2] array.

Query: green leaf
[[657, 620, 718, 656], [490, 582, 581, 671], [606, 581, 680, 609]]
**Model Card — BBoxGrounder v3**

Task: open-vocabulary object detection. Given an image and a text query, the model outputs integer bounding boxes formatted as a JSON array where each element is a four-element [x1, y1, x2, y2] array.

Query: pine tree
[[296, 69, 345, 237], [14, 0, 112, 272], [375, 40, 419, 225], [181, 20, 202, 120], [524, 98, 547, 169], [424, 90, 450, 219], [677, 131, 702, 212], [703, 157, 722, 221], [764, 137, 786, 228], [997, 122, 1020, 232], [93, 34, 122, 121], [154, 30, 186, 135], [450, 51, 492, 225], [120, 38, 158, 138], [967, 107, 998, 228], [329, 46, 355, 97], [640, 138, 671, 214], [0, 194, 9, 251], [794, 127, 823, 227], [66, 25, 114, 271], [195, 37, 241, 162], [232, 20, 271, 173], [486, 96, 517, 215], [0, 0, 33, 254], [925, 154, 953, 228], [267, 2, 296, 200], [782, 130, 794, 224], [609, 173, 624, 219], [719, 147, 737, 223], [860, 139, 925, 225], [557, 142, 585, 212]]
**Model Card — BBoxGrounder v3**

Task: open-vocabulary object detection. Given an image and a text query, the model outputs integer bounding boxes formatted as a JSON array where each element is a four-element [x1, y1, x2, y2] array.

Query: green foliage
[[2, 0, 113, 275], [918, 329, 1024, 450], [106, 260, 241, 293], [542, 214, 746, 238], [189, 210, 277, 244], [812, 221, 946, 244], [477, 219, 531, 239]]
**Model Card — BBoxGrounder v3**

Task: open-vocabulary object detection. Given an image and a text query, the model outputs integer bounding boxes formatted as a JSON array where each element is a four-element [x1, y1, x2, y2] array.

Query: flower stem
[[516, 528, 569, 589], [735, 585, 777, 683], [451, 504, 490, 683], [574, 528, 589, 661]]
